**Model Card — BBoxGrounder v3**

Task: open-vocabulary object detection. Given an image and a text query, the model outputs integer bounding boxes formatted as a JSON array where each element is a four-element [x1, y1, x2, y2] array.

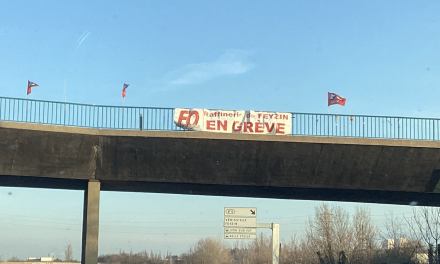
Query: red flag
[[122, 83, 129, 98], [328, 92, 346, 106], [27, 80, 39, 95]]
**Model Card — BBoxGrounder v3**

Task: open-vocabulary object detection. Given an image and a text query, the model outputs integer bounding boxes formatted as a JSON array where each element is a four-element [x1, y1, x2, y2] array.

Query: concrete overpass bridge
[[2, 96, 440, 263]]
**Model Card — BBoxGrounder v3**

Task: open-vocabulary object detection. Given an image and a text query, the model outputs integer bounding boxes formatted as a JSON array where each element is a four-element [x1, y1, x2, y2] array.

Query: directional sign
[[224, 217, 257, 227], [224, 233, 257, 239], [224, 207, 257, 217], [224, 228, 256, 233]]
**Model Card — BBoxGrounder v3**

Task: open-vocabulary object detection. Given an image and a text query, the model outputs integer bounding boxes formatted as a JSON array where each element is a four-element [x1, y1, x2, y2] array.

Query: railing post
[[327, 114, 329, 136], [139, 114, 143, 131]]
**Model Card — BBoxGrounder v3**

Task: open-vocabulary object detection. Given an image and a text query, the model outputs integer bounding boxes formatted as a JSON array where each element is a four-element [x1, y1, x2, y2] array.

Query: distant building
[[382, 238, 408, 249], [382, 239, 395, 249], [25, 257, 54, 262], [2, 259, 79, 264], [412, 253, 429, 264]]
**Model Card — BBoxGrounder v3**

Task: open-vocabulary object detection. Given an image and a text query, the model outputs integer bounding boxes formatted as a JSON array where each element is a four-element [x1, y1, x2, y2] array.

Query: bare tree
[[384, 211, 406, 241], [7, 256, 22, 262], [98, 250, 164, 264], [246, 233, 272, 264], [306, 203, 378, 264], [332, 206, 353, 260], [406, 207, 440, 264], [374, 211, 421, 264], [231, 240, 253, 264], [280, 235, 316, 264], [182, 237, 232, 264], [65, 244, 73, 261], [306, 203, 353, 264], [350, 207, 378, 264], [306, 203, 338, 264]]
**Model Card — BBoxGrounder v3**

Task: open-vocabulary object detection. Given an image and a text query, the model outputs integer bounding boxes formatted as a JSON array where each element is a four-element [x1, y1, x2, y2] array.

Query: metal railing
[[0, 97, 178, 131], [0, 96, 439, 141]]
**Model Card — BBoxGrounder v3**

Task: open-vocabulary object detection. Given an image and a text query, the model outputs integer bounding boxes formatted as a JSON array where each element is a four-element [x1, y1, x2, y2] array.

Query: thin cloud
[[165, 50, 253, 86], [74, 29, 92, 53]]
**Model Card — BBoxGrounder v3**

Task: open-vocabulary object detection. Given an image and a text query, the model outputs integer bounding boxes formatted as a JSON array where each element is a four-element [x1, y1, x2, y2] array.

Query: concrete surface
[[81, 180, 100, 264], [2, 121, 440, 205]]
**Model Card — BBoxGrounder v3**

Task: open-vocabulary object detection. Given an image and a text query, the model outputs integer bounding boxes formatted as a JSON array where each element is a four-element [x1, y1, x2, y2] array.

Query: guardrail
[[0, 96, 439, 141]]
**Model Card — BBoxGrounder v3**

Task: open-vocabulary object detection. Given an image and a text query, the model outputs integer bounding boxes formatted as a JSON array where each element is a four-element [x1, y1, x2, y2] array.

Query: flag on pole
[[27, 81, 39, 95], [122, 83, 129, 98], [328, 92, 346, 106]]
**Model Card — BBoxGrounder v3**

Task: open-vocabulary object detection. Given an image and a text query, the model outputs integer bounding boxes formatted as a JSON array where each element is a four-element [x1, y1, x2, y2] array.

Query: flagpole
[[327, 91, 330, 136], [64, 79, 67, 124], [26, 80, 29, 122], [121, 84, 129, 129], [64, 79, 67, 104], [122, 97, 125, 129]]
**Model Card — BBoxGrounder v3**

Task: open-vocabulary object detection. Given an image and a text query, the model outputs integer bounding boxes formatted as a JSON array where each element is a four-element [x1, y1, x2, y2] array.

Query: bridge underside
[[2, 121, 440, 205], [2, 174, 440, 206]]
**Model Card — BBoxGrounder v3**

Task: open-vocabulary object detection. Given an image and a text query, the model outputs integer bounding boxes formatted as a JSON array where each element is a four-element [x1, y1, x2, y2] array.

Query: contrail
[[74, 29, 91, 52], [76, 29, 90, 43]]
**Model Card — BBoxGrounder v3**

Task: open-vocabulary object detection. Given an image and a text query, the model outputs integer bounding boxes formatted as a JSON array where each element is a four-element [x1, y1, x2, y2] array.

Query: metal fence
[[1, 96, 439, 141], [0, 97, 178, 131]]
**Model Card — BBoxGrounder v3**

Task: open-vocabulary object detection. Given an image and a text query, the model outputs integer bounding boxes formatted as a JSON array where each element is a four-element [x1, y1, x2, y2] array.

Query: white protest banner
[[174, 108, 291, 135]]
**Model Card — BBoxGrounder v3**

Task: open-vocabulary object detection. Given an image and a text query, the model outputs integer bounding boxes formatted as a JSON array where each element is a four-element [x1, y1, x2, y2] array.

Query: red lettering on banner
[[206, 120, 215, 130], [232, 121, 242, 132], [265, 123, 275, 132], [177, 110, 190, 125], [218, 120, 227, 131], [187, 111, 199, 126], [276, 123, 285, 134], [244, 122, 253, 132], [255, 122, 263, 133], [176, 109, 290, 134]]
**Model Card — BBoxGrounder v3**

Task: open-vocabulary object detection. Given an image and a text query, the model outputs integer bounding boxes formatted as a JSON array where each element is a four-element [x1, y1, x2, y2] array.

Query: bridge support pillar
[[81, 180, 101, 264]]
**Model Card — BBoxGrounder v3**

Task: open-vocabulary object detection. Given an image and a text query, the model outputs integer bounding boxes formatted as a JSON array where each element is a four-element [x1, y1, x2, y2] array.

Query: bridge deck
[[2, 121, 440, 206]]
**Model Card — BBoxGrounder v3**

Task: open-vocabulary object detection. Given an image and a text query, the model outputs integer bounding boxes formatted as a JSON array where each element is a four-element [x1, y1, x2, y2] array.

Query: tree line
[[5, 203, 440, 264], [96, 203, 440, 264]]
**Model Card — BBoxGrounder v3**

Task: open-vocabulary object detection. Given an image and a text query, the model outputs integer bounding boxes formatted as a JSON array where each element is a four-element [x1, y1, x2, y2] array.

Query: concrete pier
[[81, 180, 100, 264]]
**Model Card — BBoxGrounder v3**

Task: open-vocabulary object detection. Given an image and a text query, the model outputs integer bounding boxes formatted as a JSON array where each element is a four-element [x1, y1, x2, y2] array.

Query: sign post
[[224, 207, 257, 217], [224, 208, 279, 264], [224, 207, 257, 239], [272, 223, 280, 264]]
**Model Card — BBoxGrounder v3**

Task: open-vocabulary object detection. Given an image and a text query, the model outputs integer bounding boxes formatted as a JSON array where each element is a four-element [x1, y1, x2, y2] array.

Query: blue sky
[[1, 0, 440, 260]]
